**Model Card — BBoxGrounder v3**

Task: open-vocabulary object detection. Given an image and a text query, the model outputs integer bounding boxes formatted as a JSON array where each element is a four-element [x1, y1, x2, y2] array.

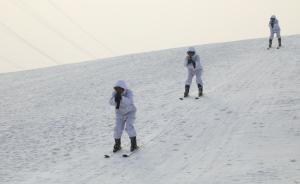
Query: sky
[[0, 0, 299, 73]]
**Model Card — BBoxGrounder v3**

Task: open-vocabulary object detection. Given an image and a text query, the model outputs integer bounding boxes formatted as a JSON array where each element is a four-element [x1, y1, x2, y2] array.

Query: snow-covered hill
[[1, 35, 300, 184]]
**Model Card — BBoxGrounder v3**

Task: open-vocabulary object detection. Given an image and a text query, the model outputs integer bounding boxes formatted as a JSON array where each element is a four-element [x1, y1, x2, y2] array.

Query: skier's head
[[270, 15, 276, 21], [187, 47, 196, 56], [114, 80, 127, 93]]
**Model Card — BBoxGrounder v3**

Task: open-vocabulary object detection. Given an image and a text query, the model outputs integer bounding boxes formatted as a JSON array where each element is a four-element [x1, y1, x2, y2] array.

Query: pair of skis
[[179, 95, 202, 100], [179, 97, 199, 100], [267, 46, 281, 50], [104, 146, 140, 158]]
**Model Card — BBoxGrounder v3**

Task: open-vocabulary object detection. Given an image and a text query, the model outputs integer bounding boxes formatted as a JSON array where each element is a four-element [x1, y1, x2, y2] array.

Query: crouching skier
[[268, 15, 282, 49], [109, 80, 138, 152], [184, 47, 203, 97]]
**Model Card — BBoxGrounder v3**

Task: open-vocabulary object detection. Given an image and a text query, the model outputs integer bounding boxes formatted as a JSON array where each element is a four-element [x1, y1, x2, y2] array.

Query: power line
[[47, 0, 115, 56], [0, 20, 60, 65], [11, 0, 96, 59]]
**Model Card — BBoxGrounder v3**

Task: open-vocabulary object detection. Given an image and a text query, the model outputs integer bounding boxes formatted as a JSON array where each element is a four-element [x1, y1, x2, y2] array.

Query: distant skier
[[109, 80, 138, 152], [183, 47, 203, 97], [268, 15, 282, 49]]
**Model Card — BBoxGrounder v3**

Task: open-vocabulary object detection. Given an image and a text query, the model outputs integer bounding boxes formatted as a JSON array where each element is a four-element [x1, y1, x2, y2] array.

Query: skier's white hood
[[114, 80, 127, 90], [187, 47, 196, 53]]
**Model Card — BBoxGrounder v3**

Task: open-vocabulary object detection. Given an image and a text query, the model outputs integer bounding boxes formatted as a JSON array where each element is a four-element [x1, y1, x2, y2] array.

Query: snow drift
[[0, 35, 300, 184]]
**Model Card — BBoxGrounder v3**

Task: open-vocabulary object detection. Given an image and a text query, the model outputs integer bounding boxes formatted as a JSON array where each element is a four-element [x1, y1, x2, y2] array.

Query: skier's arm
[[109, 92, 117, 106], [119, 93, 134, 106], [195, 55, 203, 71], [109, 91, 134, 108], [268, 21, 274, 30], [110, 92, 123, 109], [184, 56, 189, 67], [195, 55, 200, 63]]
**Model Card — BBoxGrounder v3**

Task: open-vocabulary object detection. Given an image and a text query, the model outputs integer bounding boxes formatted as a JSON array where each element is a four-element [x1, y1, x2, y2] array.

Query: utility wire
[[0, 20, 60, 65], [11, 0, 96, 59], [47, 0, 115, 56]]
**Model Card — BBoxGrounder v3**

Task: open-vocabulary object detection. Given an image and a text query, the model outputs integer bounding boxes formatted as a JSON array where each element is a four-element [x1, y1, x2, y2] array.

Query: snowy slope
[[1, 35, 300, 184]]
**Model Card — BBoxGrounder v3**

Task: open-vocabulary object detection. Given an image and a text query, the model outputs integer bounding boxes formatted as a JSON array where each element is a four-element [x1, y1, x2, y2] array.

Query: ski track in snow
[[1, 35, 300, 184]]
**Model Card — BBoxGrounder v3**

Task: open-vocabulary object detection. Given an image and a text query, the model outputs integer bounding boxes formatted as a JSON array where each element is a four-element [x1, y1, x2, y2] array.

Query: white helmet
[[187, 47, 196, 53], [114, 80, 127, 90], [271, 15, 276, 19]]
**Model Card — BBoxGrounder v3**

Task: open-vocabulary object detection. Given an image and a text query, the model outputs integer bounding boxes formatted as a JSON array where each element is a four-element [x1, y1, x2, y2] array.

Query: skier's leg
[[125, 112, 137, 138], [195, 69, 203, 96], [114, 114, 125, 139], [185, 69, 194, 97], [113, 114, 125, 152], [185, 69, 194, 86], [269, 32, 274, 48], [124, 112, 138, 151], [269, 31, 275, 40], [195, 69, 203, 86], [277, 31, 282, 47]]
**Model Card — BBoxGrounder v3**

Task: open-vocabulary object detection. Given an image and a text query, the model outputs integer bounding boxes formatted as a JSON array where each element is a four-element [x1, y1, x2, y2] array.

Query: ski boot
[[268, 39, 272, 49], [184, 85, 190, 97], [277, 38, 282, 48], [130, 137, 138, 152], [113, 138, 121, 153], [198, 84, 203, 97]]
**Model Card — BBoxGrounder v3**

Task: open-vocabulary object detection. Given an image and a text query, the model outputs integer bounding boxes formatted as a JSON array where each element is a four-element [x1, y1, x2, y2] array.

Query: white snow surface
[[1, 35, 300, 184]]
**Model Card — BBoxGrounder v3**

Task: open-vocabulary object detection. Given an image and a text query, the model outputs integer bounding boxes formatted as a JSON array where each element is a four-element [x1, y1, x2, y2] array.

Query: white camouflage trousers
[[270, 30, 281, 39], [114, 111, 137, 139], [185, 69, 203, 86]]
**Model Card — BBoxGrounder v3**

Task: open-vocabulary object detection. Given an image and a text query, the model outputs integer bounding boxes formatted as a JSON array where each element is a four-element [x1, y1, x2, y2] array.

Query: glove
[[115, 93, 122, 109], [270, 18, 275, 28], [188, 58, 196, 68], [187, 58, 193, 64], [115, 92, 122, 102]]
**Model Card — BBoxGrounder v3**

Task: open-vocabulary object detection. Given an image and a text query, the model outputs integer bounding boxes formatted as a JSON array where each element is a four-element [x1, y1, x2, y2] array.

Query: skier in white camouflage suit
[[183, 47, 203, 97], [268, 15, 282, 49], [109, 80, 138, 152]]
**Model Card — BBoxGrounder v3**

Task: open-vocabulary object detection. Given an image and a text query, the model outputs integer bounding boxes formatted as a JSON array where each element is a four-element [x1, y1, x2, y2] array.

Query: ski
[[179, 96, 200, 100], [122, 146, 141, 158], [267, 46, 281, 50], [104, 149, 123, 158]]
